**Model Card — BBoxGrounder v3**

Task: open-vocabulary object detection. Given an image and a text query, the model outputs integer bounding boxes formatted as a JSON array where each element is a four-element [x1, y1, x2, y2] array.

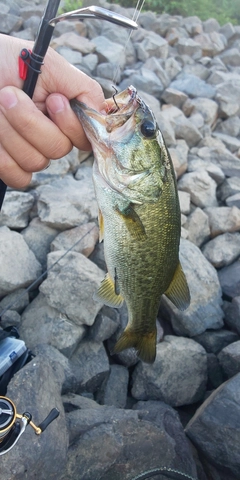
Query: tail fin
[[114, 328, 157, 364]]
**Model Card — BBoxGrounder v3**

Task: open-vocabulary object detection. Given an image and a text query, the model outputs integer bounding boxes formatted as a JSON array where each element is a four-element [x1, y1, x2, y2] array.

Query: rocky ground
[[0, 0, 240, 479]]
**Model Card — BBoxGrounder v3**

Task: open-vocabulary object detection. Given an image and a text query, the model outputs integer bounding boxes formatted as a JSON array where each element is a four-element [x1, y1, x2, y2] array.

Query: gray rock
[[131, 336, 207, 406], [33, 343, 77, 394], [224, 297, 240, 334], [185, 373, 240, 479], [0, 191, 34, 229], [62, 393, 102, 412], [177, 38, 202, 58], [133, 400, 198, 475], [162, 87, 188, 107], [21, 217, 58, 268], [138, 11, 157, 29], [212, 132, 240, 153], [56, 46, 82, 65], [96, 62, 121, 82], [0, 288, 29, 315], [81, 53, 99, 73], [226, 193, 240, 209], [203, 18, 220, 33], [183, 97, 219, 126], [50, 222, 98, 258], [207, 353, 224, 390], [62, 411, 197, 480], [181, 15, 202, 35], [0, 309, 21, 328], [178, 190, 191, 215], [170, 73, 216, 98], [218, 341, 240, 379], [193, 329, 239, 354], [89, 305, 119, 343], [51, 32, 95, 54], [0, 226, 41, 298], [164, 56, 182, 80], [40, 250, 104, 326], [161, 239, 224, 337], [204, 206, 240, 237], [217, 176, 240, 202], [20, 293, 86, 357], [70, 339, 109, 393], [220, 47, 240, 67], [215, 80, 240, 117], [188, 157, 225, 185], [1, 357, 68, 480], [144, 57, 170, 88], [220, 22, 236, 41], [0, 12, 22, 33], [202, 232, 240, 268], [120, 68, 164, 99], [154, 111, 176, 146], [37, 169, 98, 229], [92, 36, 126, 68], [97, 364, 129, 408], [218, 260, 240, 298], [215, 116, 240, 137], [89, 240, 106, 271], [53, 19, 83, 37], [178, 170, 217, 208], [198, 146, 240, 177], [66, 404, 138, 444], [185, 207, 210, 247], [194, 32, 226, 56], [136, 32, 168, 61], [174, 115, 203, 147], [168, 139, 188, 178]]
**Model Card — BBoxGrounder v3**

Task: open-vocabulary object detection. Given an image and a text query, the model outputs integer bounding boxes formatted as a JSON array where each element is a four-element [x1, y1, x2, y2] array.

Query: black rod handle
[[38, 408, 60, 433]]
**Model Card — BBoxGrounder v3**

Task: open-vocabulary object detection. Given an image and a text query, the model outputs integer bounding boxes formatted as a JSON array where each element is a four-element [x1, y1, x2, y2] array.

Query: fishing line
[[112, 0, 147, 86], [0, 224, 97, 318]]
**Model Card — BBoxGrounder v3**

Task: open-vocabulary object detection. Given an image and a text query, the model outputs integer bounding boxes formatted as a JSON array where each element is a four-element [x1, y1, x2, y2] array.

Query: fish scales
[[71, 86, 190, 363]]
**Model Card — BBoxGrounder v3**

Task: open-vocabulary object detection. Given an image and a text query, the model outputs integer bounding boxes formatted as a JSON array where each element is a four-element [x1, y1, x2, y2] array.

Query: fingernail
[[48, 95, 65, 114], [0, 88, 18, 110]]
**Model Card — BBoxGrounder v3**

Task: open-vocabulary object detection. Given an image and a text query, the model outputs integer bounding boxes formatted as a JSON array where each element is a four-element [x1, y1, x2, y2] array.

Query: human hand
[[0, 34, 105, 188]]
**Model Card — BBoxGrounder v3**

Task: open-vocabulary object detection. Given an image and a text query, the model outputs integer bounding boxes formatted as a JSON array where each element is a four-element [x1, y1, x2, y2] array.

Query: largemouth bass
[[71, 86, 190, 363]]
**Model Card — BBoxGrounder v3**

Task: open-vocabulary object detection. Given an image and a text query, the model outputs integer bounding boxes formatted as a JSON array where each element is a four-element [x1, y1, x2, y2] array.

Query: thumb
[[46, 93, 91, 151]]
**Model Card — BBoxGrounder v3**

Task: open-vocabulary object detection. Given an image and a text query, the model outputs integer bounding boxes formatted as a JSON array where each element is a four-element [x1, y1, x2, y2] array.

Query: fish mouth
[[70, 86, 145, 145]]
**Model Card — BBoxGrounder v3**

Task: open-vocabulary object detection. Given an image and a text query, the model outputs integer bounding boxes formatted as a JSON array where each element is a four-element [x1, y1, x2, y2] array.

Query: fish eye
[[140, 120, 156, 138]]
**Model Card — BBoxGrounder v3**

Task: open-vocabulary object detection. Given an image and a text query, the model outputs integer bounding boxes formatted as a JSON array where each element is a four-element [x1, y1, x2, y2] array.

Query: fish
[[71, 85, 190, 363]]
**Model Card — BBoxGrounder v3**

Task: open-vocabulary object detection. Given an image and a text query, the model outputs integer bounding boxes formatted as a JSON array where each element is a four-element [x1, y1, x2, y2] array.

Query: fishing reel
[[0, 396, 59, 455]]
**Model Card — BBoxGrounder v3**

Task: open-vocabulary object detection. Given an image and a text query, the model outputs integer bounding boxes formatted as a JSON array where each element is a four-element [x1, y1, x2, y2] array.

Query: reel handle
[[37, 408, 60, 433]]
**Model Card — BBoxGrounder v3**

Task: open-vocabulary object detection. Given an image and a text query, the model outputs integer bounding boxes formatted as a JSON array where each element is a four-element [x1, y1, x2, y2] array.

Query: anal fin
[[164, 262, 190, 311], [94, 272, 124, 308]]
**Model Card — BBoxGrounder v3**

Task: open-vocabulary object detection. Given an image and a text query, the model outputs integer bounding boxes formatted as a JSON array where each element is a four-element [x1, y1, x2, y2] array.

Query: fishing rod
[[0, 1, 138, 211]]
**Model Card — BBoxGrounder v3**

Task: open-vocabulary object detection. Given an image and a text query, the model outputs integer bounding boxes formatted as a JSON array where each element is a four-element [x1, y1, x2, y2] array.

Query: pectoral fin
[[94, 272, 124, 308], [164, 262, 190, 311], [115, 204, 146, 241]]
